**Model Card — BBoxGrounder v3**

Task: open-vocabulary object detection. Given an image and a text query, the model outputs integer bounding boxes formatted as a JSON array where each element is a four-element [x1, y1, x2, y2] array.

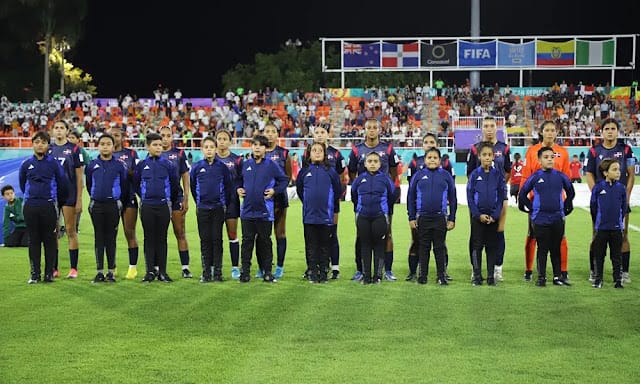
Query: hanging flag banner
[[420, 42, 457, 67], [458, 40, 497, 66], [497, 41, 535, 66], [536, 40, 575, 66], [576, 39, 615, 66], [343, 42, 381, 68], [381, 42, 419, 68]]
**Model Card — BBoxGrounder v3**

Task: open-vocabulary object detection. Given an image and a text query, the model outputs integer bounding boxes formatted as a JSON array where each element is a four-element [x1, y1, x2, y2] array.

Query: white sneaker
[[622, 272, 631, 284], [494, 265, 503, 281]]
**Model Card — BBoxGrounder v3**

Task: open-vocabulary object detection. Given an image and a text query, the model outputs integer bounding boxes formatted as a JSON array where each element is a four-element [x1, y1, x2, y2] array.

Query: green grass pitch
[[1, 194, 639, 383]]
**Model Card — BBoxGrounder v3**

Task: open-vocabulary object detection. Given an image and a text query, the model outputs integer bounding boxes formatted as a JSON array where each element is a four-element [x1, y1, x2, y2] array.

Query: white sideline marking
[[578, 207, 640, 233]]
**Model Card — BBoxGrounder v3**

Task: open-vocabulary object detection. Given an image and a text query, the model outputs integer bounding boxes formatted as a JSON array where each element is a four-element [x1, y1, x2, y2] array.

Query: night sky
[[71, 0, 639, 97]]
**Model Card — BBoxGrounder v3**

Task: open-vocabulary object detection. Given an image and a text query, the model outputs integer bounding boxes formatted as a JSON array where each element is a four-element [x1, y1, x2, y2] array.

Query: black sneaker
[[212, 274, 224, 282], [263, 272, 277, 283], [553, 277, 569, 286], [43, 274, 54, 283], [437, 277, 448, 286], [535, 278, 546, 287], [142, 272, 155, 283], [331, 270, 340, 280], [181, 268, 193, 278], [239, 272, 251, 283], [302, 269, 310, 280], [561, 271, 570, 281], [92, 272, 106, 283], [158, 273, 173, 283], [28, 274, 41, 284], [524, 271, 533, 282], [372, 276, 382, 284], [486, 277, 496, 286], [200, 274, 212, 283], [592, 279, 603, 288], [361, 277, 372, 285], [444, 273, 453, 281], [614, 281, 624, 289], [405, 273, 417, 282], [106, 272, 116, 283], [472, 278, 483, 286], [417, 275, 427, 285]]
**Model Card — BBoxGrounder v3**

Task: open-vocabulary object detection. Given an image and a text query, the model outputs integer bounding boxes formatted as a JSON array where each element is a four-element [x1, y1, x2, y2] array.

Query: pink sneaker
[[53, 269, 60, 278], [66, 268, 78, 279]]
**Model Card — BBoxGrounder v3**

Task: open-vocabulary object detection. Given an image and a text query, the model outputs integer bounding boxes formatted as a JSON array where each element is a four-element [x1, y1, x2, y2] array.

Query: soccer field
[[1, 196, 639, 383]]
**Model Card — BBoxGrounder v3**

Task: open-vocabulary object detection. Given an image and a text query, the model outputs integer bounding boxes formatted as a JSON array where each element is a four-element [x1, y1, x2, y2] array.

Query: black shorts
[[510, 184, 519, 197], [61, 187, 77, 207], [123, 193, 139, 209], [274, 192, 289, 209], [225, 197, 240, 219]]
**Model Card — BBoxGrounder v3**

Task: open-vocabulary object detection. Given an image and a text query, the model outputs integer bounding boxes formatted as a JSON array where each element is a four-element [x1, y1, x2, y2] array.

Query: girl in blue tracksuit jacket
[[407, 147, 457, 285], [190, 136, 234, 282], [236, 135, 289, 283], [350, 151, 395, 285], [296, 142, 342, 283], [590, 158, 627, 289], [466, 142, 506, 286], [85, 133, 128, 283], [519, 146, 575, 286]]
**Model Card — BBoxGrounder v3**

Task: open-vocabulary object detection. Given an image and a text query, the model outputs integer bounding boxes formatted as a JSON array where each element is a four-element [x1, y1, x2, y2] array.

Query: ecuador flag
[[536, 40, 574, 66]]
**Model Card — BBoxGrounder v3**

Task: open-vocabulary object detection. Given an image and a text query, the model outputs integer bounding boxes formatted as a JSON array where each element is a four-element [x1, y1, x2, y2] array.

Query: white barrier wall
[[288, 183, 640, 208]]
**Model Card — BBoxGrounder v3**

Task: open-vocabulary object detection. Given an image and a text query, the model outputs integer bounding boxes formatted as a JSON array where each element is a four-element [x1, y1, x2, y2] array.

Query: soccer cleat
[[255, 269, 264, 279], [181, 268, 193, 279], [106, 272, 116, 283], [444, 272, 453, 281], [126, 266, 138, 280], [614, 281, 624, 289], [384, 270, 397, 281], [351, 271, 363, 282], [239, 272, 251, 283], [523, 271, 533, 282], [494, 265, 503, 281], [263, 273, 277, 283], [43, 274, 54, 283], [331, 270, 340, 280], [372, 276, 382, 285], [553, 277, 571, 286], [405, 273, 417, 282], [53, 269, 60, 278], [141, 272, 155, 283], [486, 277, 496, 286], [231, 267, 240, 280], [472, 278, 483, 286], [592, 279, 603, 288], [273, 266, 284, 279], [621, 272, 631, 284], [535, 278, 546, 287], [588, 271, 595, 282], [561, 271, 570, 282], [437, 277, 449, 286], [92, 272, 106, 283], [200, 274, 212, 283], [28, 274, 40, 284], [361, 277, 371, 285], [212, 273, 224, 282], [67, 268, 78, 279], [157, 273, 173, 283], [417, 276, 427, 285]]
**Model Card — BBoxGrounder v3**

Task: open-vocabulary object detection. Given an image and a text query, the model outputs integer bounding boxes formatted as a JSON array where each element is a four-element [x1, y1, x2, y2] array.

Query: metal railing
[[2, 135, 634, 152]]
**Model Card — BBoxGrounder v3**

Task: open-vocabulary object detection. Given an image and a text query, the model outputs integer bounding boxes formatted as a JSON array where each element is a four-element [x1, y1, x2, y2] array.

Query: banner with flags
[[497, 41, 535, 66], [420, 42, 457, 67], [536, 40, 575, 66], [576, 39, 615, 66], [343, 42, 380, 68], [381, 42, 419, 68], [458, 40, 497, 66]]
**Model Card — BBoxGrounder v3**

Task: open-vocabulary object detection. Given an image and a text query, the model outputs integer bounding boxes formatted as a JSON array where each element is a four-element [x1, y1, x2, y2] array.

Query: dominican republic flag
[[382, 42, 419, 68]]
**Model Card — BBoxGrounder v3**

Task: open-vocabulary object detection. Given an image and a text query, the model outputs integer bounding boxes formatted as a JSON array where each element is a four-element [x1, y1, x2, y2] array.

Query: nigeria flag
[[576, 39, 615, 66]]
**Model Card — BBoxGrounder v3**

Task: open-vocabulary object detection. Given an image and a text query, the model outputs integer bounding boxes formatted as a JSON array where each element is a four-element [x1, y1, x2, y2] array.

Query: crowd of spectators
[[1, 81, 638, 149]]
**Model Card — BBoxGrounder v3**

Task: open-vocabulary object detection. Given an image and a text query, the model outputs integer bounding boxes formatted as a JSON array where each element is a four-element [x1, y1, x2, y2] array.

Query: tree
[[0, 0, 88, 101]]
